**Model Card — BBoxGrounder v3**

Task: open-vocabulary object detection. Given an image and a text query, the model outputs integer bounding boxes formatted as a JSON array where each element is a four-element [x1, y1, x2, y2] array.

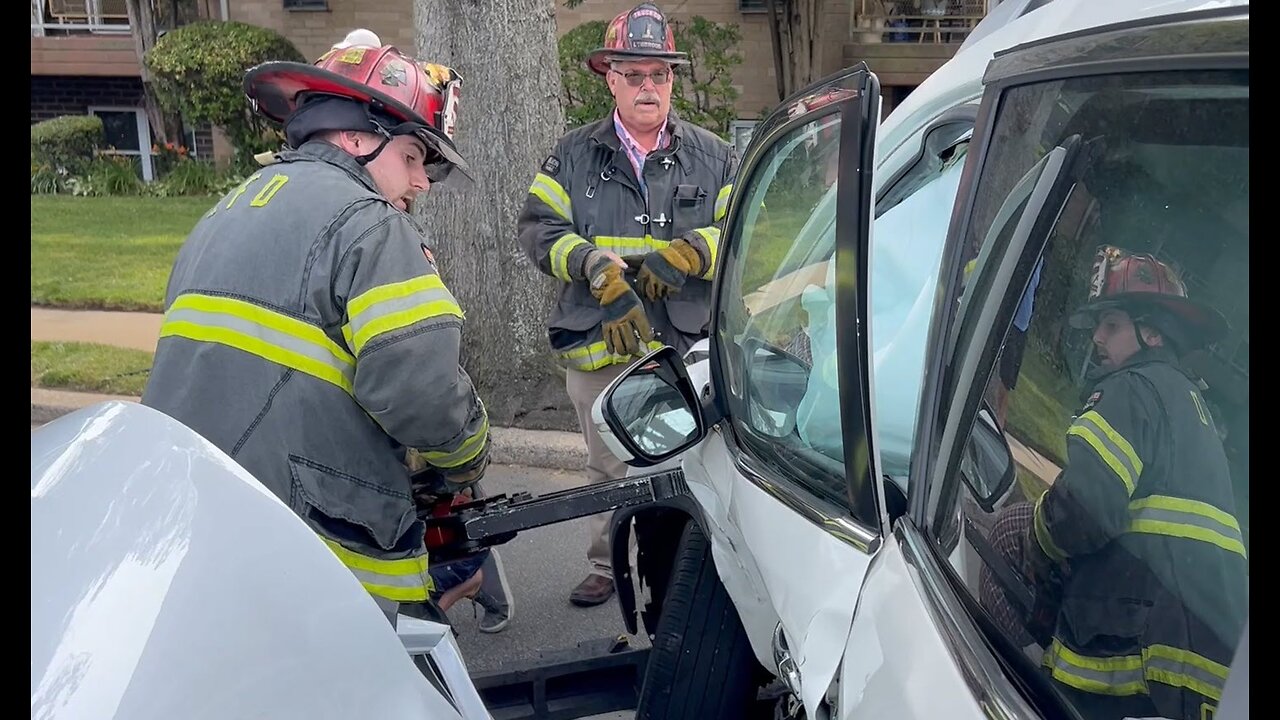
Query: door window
[[717, 111, 851, 508], [930, 69, 1248, 720]]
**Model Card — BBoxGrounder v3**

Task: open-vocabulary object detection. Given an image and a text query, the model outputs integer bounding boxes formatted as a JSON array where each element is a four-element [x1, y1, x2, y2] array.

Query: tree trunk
[[765, 0, 789, 100], [412, 0, 576, 432], [125, 0, 182, 147], [781, 0, 826, 93]]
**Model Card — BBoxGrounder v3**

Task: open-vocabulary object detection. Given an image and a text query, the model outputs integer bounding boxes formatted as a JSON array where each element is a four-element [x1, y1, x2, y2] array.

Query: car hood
[[31, 401, 467, 720]]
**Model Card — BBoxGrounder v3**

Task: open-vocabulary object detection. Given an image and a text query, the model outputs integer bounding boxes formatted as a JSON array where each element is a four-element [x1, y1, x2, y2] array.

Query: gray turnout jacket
[[142, 140, 489, 603], [516, 111, 737, 370]]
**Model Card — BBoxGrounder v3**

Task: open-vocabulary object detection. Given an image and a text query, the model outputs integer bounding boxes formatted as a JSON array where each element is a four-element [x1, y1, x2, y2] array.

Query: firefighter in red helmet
[[1015, 245, 1246, 719], [144, 30, 491, 628], [516, 3, 738, 607]]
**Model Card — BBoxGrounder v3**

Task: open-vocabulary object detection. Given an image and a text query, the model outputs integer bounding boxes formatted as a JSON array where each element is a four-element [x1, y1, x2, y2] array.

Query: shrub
[[31, 160, 63, 195], [66, 155, 144, 197], [145, 20, 304, 169], [150, 158, 241, 196], [31, 115, 104, 177], [671, 17, 743, 138], [559, 21, 615, 130]]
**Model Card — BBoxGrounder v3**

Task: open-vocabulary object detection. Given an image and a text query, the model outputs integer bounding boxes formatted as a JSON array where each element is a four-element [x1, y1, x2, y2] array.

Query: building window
[[739, 0, 768, 13], [283, 0, 328, 10], [730, 119, 760, 156], [88, 106, 154, 182]]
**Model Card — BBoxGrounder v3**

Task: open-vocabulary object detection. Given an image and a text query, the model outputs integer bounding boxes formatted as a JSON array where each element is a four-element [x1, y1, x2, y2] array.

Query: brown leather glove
[[636, 238, 705, 302], [587, 252, 654, 357]]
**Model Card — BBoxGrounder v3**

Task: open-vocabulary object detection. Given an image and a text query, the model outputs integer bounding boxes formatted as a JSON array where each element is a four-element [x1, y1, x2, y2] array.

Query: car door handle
[[772, 622, 802, 697]]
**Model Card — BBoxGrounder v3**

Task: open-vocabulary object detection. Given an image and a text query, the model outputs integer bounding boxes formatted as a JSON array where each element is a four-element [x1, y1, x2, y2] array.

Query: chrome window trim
[[897, 517, 1043, 719]]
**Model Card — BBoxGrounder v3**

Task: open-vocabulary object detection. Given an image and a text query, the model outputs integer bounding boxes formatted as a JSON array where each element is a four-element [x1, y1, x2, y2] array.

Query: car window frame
[[707, 65, 883, 545]]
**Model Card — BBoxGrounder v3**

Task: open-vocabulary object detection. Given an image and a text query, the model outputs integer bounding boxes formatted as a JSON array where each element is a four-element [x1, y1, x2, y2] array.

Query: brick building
[[30, 0, 992, 175]]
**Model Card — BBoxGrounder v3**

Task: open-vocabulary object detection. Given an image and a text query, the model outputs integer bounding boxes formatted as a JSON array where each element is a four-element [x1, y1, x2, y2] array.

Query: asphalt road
[[443, 464, 651, 678]]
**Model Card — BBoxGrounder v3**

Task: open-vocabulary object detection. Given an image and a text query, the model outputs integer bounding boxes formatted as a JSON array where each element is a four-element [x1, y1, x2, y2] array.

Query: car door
[[673, 64, 888, 717], [839, 7, 1249, 720]]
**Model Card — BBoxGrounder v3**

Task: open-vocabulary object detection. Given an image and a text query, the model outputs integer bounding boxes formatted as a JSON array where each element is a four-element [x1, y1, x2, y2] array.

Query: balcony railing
[[32, 0, 130, 36], [851, 0, 990, 44]]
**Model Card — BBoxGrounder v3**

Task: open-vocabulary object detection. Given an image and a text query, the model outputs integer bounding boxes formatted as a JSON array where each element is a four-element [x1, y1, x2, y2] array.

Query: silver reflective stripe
[[1044, 641, 1147, 696], [347, 565, 431, 595], [714, 183, 732, 221], [592, 235, 668, 257], [530, 172, 572, 222], [558, 340, 663, 371], [322, 537, 432, 602], [346, 285, 460, 354], [419, 417, 490, 469], [164, 305, 355, 391], [1144, 645, 1229, 701], [1068, 410, 1142, 495], [1129, 496, 1247, 557], [549, 233, 591, 282]]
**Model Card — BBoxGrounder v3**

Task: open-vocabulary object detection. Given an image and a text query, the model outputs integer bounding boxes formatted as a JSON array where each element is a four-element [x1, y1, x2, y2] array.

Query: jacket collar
[[278, 140, 384, 197], [1083, 345, 1198, 393], [591, 109, 685, 150], [590, 110, 691, 175]]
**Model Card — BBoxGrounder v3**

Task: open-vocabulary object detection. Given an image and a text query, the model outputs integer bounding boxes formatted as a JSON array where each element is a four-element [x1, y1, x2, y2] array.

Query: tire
[[637, 519, 759, 719]]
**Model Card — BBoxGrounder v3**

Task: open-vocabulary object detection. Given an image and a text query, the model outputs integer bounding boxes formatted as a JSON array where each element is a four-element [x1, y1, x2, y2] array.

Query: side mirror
[[592, 346, 707, 468], [959, 403, 1017, 512]]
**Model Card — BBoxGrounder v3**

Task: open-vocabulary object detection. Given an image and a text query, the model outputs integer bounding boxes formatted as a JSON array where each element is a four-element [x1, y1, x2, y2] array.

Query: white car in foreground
[[31, 401, 490, 720]]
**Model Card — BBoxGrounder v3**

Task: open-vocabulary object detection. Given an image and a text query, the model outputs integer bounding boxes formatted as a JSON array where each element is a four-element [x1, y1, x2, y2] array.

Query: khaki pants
[[566, 362, 632, 579]]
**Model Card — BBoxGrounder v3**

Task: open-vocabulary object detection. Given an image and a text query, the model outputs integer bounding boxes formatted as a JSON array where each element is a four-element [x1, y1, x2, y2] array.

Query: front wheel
[[636, 519, 762, 719]]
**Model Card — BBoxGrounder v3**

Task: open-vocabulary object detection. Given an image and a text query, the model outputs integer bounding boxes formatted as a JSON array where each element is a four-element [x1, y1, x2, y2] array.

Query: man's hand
[[637, 238, 704, 301], [587, 252, 654, 357]]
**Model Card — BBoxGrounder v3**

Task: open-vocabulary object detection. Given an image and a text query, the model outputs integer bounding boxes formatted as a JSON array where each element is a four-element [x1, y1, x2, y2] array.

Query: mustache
[[634, 93, 661, 105]]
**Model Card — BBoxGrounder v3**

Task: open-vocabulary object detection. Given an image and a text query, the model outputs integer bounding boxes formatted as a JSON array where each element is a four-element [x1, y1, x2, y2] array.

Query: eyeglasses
[[610, 68, 673, 87]]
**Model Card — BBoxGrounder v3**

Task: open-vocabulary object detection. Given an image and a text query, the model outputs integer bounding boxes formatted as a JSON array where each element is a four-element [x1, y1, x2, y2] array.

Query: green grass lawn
[[30, 195, 213, 312], [741, 205, 820, 293], [31, 341, 154, 396], [1006, 346, 1077, 465]]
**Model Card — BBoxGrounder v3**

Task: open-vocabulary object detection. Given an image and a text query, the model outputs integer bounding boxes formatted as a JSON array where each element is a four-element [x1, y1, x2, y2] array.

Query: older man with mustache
[[517, 2, 738, 607]]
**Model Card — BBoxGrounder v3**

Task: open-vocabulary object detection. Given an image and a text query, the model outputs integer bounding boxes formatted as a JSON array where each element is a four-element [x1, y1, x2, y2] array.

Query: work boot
[[473, 550, 513, 633], [569, 573, 615, 607]]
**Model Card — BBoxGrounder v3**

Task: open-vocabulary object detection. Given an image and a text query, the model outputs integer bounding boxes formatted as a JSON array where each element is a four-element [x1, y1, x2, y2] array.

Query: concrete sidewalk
[[30, 306, 588, 472], [32, 307, 163, 353]]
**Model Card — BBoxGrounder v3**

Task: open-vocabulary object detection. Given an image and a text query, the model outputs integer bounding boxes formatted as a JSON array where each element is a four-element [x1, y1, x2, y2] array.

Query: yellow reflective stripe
[[1130, 495, 1240, 531], [1068, 410, 1142, 496], [160, 294, 355, 394], [714, 183, 733, 222], [1033, 490, 1068, 562], [1128, 496, 1247, 557], [1143, 645, 1229, 702], [530, 172, 572, 222], [321, 537, 432, 602], [558, 340, 664, 371], [349, 299, 462, 355], [550, 233, 591, 282], [593, 235, 669, 256], [420, 416, 490, 469], [345, 275, 463, 355], [1043, 640, 1147, 696], [693, 226, 720, 280], [1043, 640, 1230, 702]]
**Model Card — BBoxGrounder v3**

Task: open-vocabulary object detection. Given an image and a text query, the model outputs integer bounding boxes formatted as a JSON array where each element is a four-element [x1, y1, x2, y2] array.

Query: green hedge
[[146, 20, 305, 168], [31, 115, 104, 177]]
